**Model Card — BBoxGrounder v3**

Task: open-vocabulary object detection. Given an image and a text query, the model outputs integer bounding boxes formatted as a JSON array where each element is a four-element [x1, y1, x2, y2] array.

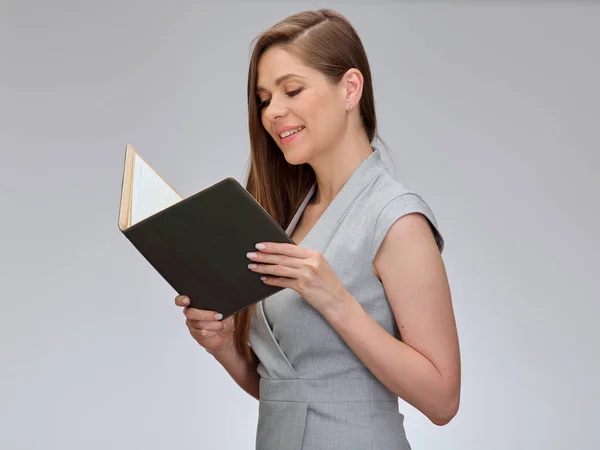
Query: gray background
[[1, 1, 598, 449]]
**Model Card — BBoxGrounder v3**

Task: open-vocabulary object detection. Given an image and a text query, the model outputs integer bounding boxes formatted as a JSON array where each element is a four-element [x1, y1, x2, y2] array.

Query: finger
[[249, 263, 297, 278], [184, 308, 224, 321], [190, 320, 225, 331], [246, 251, 303, 268], [186, 318, 221, 332], [175, 295, 190, 307], [261, 276, 291, 288], [191, 327, 218, 339], [221, 317, 235, 333], [254, 242, 311, 258]]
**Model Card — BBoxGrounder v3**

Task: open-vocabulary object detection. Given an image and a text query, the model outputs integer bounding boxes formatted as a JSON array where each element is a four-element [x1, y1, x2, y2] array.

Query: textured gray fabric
[[248, 148, 444, 449]]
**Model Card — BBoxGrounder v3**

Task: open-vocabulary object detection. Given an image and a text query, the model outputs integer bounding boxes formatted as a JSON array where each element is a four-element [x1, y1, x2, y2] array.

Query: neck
[[308, 129, 374, 207]]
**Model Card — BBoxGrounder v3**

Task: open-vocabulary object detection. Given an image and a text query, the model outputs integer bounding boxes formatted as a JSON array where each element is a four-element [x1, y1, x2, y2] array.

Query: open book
[[117, 145, 295, 319]]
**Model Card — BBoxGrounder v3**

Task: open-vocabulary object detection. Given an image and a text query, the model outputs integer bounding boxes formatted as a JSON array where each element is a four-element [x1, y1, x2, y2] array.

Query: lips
[[275, 125, 305, 138], [278, 125, 305, 145]]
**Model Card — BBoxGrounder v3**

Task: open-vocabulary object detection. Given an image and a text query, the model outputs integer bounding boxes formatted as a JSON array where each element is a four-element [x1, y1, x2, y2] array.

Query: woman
[[176, 8, 461, 450]]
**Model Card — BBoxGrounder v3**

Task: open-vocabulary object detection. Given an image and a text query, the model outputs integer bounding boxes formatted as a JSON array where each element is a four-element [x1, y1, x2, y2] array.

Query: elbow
[[430, 410, 457, 427], [428, 389, 460, 426]]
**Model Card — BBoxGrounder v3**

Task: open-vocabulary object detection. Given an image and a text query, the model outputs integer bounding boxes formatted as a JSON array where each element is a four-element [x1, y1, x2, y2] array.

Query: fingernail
[[255, 243, 266, 250], [214, 313, 223, 320], [182, 297, 189, 305], [246, 252, 257, 259]]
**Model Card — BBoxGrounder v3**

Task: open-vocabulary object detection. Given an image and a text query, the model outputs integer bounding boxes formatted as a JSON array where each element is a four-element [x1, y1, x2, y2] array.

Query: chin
[[283, 150, 311, 166], [280, 145, 313, 166]]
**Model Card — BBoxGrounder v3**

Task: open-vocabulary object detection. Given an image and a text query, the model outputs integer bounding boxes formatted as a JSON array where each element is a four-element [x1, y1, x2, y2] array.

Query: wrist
[[323, 290, 363, 327], [206, 339, 236, 359]]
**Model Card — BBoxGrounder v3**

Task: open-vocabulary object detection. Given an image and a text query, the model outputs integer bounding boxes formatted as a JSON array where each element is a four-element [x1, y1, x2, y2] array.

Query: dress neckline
[[284, 148, 385, 249]]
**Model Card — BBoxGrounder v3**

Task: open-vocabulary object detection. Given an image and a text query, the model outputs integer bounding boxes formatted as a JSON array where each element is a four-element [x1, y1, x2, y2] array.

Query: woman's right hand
[[175, 295, 235, 356]]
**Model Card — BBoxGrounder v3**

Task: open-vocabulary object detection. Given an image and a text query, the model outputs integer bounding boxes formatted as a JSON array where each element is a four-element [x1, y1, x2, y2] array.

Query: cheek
[[260, 113, 268, 132], [309, 96, 344, 138], [260, 113, 277, 141]]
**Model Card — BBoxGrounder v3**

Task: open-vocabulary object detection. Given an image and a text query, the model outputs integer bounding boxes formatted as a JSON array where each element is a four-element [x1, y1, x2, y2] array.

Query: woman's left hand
[[246, 242, 350, 316]]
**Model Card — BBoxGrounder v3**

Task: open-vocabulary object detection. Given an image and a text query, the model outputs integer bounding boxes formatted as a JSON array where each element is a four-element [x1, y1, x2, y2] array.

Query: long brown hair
[[233, 8, 382, 363]]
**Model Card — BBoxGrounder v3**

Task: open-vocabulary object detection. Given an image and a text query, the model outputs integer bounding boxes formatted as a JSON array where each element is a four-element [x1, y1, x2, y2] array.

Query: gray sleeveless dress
[[248, 149, 444, 450]]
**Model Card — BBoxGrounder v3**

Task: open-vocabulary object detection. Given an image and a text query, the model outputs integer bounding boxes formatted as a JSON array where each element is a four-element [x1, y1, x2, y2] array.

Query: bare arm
[[177, 297, 262, 401], [324, 213, 461, 426], [208, 343, 261, 401]]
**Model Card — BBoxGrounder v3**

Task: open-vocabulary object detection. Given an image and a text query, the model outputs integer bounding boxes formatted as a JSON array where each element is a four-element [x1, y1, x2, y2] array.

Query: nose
[[263, 94, 288, 122]]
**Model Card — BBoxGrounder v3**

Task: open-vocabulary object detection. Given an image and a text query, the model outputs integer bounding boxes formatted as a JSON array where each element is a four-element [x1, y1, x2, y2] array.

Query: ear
[[340, 68, 363, 110]]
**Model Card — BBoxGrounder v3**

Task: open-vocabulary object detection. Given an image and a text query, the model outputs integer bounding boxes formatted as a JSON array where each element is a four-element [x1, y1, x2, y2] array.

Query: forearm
[[208, 343, 261, 401], [324, 295, 458, 425]]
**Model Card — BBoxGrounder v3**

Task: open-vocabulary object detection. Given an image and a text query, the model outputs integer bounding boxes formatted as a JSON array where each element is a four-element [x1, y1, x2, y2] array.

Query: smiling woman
[[252, 40, 373, 167], [176, 8, 461, 450]]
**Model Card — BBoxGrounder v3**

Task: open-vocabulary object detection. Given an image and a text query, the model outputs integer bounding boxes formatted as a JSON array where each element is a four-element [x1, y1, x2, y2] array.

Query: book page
[[130, 153, 182, 226]]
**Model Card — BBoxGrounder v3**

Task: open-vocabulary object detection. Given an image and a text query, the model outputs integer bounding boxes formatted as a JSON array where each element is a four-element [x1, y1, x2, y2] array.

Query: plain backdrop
[[1, 1, 598, 449]]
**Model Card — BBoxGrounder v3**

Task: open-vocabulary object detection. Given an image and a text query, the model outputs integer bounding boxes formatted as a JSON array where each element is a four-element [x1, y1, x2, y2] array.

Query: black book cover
[[118, 147, 295, 320]]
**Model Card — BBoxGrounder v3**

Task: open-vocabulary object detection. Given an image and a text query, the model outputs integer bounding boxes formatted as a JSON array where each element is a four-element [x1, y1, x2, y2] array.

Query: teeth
[[280, 126, 304, 138]]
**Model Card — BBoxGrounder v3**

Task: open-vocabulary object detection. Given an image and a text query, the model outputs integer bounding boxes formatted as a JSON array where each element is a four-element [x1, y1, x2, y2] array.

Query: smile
[[279, 126, 305, 139], [278, 126, 305, 145]]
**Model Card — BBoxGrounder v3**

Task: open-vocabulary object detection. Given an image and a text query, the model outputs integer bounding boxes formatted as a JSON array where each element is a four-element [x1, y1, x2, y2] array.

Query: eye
[[258, 98, 270, 110], [257, 88, 303, 111]]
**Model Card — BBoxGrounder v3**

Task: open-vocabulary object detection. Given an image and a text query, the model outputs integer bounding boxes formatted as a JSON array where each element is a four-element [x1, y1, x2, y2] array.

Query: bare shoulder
[[372, 212, 441, 279]]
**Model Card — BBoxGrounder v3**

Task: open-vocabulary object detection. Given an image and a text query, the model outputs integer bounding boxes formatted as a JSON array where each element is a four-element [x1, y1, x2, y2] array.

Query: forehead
[[256, 46, 314, 92]]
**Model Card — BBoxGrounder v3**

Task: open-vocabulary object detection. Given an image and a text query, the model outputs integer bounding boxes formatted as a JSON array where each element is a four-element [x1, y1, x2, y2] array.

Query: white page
[[130, 153, 182, 226]]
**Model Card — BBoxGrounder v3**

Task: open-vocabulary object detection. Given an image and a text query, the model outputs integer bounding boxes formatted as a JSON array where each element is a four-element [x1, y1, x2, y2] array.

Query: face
[[255, 46, 350, 165]]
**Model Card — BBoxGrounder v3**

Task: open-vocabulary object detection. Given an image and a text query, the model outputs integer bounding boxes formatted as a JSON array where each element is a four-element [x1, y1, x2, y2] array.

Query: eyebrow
[[256, 73, 306, 93]]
